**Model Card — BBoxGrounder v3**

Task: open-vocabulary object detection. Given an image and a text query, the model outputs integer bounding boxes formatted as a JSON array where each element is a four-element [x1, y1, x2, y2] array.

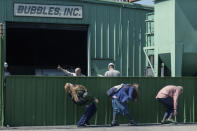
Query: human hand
[[95, 98, 99, 103], [174, 110, 177, 116], [83, 92, 88, 98], [57, 65, 62, 70]]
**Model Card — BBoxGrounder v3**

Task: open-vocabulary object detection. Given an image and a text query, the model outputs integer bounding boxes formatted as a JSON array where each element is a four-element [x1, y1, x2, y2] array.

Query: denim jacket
[[114, 84, 135, 103]]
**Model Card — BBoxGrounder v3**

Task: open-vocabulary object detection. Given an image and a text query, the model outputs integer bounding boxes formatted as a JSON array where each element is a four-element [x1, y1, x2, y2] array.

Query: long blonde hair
[[64, 83, 87, 102]]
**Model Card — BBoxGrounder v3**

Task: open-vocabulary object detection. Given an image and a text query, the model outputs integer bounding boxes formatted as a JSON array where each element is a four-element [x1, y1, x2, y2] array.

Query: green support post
[[0, 23, 4, 126]]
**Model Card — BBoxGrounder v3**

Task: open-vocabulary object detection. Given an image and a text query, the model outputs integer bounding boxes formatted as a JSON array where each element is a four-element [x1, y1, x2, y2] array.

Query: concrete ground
[[0, 124, 197, 131]]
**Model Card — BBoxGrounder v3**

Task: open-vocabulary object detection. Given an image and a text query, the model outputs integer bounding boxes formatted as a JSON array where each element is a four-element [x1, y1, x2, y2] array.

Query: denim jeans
[[112, 98, 132, 123], [157, 97, 174, 120], [77, 103, 97, 126]]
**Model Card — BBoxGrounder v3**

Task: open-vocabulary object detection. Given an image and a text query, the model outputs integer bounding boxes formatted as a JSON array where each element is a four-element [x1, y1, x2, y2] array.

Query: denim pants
[[77, 103, 97, 126], [112, 98, 132, 122], [157, 97, 174, 119]]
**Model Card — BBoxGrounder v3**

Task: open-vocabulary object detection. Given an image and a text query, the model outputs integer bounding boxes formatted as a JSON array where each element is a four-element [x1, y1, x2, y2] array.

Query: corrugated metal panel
[[4, 76, 197, 126], [89, 5, 151, 76], [0, 0, 153, 77]]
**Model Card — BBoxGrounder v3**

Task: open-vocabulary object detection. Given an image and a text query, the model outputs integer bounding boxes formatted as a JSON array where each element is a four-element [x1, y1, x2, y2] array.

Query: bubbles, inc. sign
[[14, 3, 83, 19]]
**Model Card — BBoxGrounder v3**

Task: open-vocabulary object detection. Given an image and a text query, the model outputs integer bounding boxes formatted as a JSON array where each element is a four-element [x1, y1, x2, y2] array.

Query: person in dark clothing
[[77, 102, 97, 126], [110, 83, 139, 126], [4, 62, 10, 77], [64, 83, 99, 127]]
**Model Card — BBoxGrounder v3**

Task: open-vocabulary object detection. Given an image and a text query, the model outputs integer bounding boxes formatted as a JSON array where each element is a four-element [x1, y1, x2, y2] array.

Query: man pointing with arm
[[57, 65, 85, 77]]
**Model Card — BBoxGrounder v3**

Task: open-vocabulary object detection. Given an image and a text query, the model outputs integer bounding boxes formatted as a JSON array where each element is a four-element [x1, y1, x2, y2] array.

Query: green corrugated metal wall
[[4, 76, 197, 126], [0, 0, 153, 76]]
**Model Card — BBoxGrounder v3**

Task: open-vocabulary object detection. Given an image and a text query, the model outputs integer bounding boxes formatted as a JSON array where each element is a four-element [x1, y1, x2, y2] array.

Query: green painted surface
[[146, 13, 154, 47], [175, 0, 197, 76], [0, 0, 153, 77], [154, 0, 175, 76], [4, 76, 197, 126], [0, 35, 4, 126], [154, 0, 197, 76]]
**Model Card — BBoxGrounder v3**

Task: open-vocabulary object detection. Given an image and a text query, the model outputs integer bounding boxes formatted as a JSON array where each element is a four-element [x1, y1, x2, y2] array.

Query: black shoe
[[129, 120, 137, 126], [77, 124, 86, 127], [111, 122, 119, 126], [85, 121, 90, 125]]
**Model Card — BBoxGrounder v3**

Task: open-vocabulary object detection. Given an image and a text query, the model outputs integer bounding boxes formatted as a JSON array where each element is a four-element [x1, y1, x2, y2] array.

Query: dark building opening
[[6, 22, 88, 75]]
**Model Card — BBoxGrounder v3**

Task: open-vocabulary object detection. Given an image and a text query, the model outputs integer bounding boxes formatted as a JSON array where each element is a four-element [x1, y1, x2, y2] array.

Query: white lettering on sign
[[14, 3, 83, 19]]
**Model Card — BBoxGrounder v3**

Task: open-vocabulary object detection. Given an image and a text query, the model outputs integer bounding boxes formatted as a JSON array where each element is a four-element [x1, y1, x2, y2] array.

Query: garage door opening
[[6, 22, 88, 75]]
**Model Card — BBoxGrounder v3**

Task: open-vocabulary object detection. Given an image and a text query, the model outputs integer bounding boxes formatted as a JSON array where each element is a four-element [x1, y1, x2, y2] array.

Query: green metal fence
[[4, 76, 197, 126]]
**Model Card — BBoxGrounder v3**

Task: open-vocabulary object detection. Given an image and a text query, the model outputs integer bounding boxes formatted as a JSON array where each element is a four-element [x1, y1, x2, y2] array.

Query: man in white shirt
[[4, 62, 11, 77], [57, 65, 85, 76], [105, 63, 120, 77]]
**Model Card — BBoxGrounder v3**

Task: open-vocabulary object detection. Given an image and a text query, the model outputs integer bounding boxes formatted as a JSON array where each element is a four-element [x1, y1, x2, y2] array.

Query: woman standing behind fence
[[107, 83, 139, 126], [156, 85, 183, 124]]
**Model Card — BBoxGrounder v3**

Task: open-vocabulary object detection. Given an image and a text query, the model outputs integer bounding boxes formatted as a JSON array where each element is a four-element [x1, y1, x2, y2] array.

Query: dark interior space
[[158, 57, 171, 77], [6, 22, 88, 75]]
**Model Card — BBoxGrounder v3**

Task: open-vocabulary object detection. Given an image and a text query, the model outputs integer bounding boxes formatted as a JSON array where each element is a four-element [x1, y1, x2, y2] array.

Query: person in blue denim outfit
[[111, 83, 139, 126]]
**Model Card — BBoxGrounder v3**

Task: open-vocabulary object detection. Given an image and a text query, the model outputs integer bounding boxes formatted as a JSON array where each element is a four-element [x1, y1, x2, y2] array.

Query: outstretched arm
[[173, 93, 180, 116], [128, 87, 135, 101], [57, 65, 73, 76], [173, 89, 182, 116]]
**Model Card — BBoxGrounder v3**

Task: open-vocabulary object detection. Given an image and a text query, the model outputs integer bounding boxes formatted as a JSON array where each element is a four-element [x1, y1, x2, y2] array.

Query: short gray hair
[[177, 86, 183, 90]]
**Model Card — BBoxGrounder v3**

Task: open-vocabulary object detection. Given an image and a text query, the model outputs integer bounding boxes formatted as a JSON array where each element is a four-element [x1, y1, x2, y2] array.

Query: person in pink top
[[156, 85, 183, 124]]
